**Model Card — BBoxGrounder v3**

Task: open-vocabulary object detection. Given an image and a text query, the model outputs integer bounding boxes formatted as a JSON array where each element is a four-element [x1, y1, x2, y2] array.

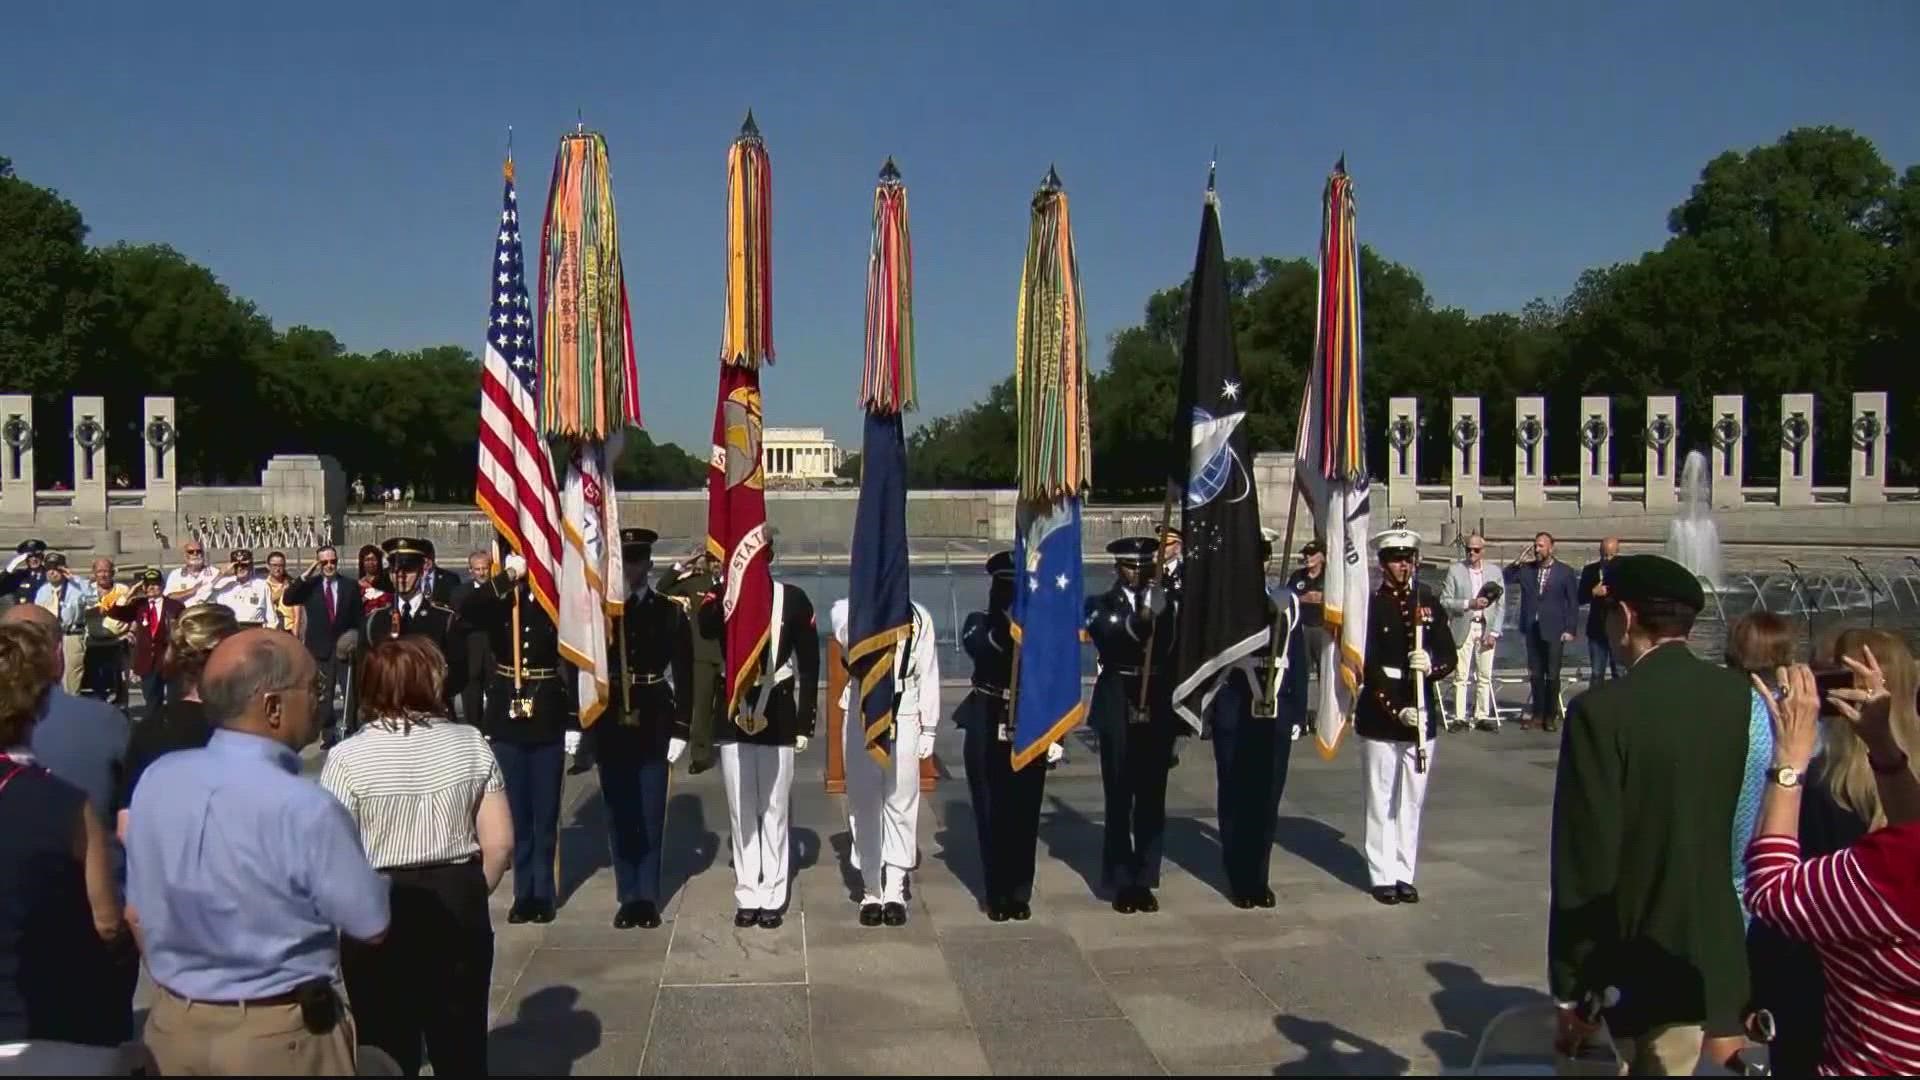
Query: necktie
[[325, 579, 337, 622]]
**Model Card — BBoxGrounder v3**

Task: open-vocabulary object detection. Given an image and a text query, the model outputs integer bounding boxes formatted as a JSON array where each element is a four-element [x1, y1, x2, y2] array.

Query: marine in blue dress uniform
[[1209, 527, 1309, 908], [1084, 536, 1179, 914], [958, 551, 1058, 922], [597, 527, 693, 930]]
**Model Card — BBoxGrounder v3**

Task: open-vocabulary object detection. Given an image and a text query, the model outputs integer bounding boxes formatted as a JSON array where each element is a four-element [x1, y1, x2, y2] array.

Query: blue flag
[[1010, 498, 1087, 769], [846, 411, 912, 765]]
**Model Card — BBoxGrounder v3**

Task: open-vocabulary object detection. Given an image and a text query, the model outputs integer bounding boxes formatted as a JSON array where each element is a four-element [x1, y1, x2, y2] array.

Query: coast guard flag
[[1009, 500, 1087, 770], [557, 438, 624, 728], [1168, 191, 1268, 734], [846, 411, 913, 765]]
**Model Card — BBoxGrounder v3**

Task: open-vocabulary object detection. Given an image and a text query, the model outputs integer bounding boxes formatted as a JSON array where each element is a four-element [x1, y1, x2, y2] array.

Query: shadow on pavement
[[1273, 814, 1370, 890], [557, 794, 611, 904], [659, 792, 721, 908], [487, 985, 601, 1076], [1272, 1014, 1410, 1076], [1037, 792, 1107, 898], [1422, 959, 1551, 1069], [931, 796, 988, 904]]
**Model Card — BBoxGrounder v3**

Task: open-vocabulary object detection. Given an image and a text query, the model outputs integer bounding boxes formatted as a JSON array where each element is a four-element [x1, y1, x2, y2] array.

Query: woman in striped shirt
[[322, 637, 512, 1077], [1747, 641, 1920, 1076]]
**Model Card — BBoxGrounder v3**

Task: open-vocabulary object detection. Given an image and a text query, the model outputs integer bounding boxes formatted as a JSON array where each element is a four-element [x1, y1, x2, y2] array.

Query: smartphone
[[1813, 666, 1853, 717]]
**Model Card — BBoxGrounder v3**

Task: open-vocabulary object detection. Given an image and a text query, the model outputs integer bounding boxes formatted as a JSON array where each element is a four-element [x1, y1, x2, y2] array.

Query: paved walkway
[[477, 719, 1560, 1076]]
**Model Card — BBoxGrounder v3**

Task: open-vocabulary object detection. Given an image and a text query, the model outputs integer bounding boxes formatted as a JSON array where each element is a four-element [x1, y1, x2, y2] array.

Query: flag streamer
[[721, 112, 775, 369], [537, 130, 641, 439], [860, 161, 916, 413], [1013, 170, 1090, 502], [1294, 159, 1372, 757]]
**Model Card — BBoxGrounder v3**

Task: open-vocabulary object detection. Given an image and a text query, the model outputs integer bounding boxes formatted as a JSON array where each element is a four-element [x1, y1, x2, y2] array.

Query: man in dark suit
[[280, 544, 364, 745], [1577, 537, 1623, 684], [455, 549, 495, 730], [1549, 554, 1753, 1074], [418, 539, 459, 605], [1512, 531, 1580, 731]]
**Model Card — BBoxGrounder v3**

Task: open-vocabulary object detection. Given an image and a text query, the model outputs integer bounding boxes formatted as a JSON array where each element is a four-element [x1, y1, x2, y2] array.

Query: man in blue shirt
[[32, 553, 96, 694], [127, 629, 389, 1076]]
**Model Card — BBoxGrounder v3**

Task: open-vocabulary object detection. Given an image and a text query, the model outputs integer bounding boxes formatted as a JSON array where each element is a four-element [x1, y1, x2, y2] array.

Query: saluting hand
[[504, 554, 528, 581]]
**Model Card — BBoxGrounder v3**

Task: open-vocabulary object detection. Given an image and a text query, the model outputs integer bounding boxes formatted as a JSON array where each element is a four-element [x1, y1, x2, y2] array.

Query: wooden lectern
[[824, 637, 938, 795]]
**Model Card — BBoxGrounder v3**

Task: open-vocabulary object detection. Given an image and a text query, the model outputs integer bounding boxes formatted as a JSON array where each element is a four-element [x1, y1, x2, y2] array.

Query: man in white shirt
[[163, 541, 221, 606], [830, 597, 940, 927], [1439, 534, 1505, 731], [206, 548, 281, 629]]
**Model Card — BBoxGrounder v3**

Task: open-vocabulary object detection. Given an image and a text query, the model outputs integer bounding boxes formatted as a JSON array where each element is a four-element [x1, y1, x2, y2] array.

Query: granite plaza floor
[[473, 714, 1560, 1076]]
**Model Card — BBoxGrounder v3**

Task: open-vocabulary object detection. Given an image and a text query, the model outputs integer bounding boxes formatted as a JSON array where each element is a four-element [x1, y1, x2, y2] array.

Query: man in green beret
[[656, 550, 723, 774], [1549, 553, 1754, 1074]]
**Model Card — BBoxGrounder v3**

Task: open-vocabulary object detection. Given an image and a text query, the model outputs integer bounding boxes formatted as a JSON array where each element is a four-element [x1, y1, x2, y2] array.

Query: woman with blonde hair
[[113, 604, 241, 840], [1816, 628, 1919, 828]]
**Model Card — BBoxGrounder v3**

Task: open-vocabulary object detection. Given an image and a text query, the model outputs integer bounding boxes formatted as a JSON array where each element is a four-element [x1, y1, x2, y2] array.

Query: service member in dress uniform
[[1356, 525, 1457, 906], [830, 594, 940, 928], [2, 539, 48, 605], [698, 559, 819, 930], [596, 528, 693, 931], [458, 540, 571, 924], [1084, 535, 1180, 914], [958, 551, 1061, 922], [656, 552, 723, 775], [1210, 527, 1310, 908], [362, 537, 464, 718]]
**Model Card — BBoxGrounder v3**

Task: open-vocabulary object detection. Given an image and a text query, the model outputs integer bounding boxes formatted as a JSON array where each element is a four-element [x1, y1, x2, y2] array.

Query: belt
[[626, 673, 669, 685], [496, 664, 560, 681], [970, 683, 1010, 701], [163, 983, 312, 1009], [1100, 665, 1143, 677]]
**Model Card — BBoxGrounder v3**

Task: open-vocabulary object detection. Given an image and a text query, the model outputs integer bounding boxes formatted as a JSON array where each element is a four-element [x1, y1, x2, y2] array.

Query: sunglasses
[[184, 549, 203, 556], [317, 558, 338, 566], [1467, 547, 1485, 553]]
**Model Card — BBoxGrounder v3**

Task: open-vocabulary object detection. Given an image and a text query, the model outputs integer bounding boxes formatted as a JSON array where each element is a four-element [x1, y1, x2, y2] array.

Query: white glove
[[916, 730, 936, 760], [1408, 648, 1431, 675], [794, 735, 809, 753], [666, 737, 687, 764], [1397, 706, 1421, 729], [1046, 742, 1064, 764], [5, 553, 27, 573], [504, 554, 527, 580]]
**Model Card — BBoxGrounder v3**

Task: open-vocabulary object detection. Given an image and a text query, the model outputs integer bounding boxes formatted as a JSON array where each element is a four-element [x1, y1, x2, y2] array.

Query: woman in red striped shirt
[[1747, 646, 1920, 1075]]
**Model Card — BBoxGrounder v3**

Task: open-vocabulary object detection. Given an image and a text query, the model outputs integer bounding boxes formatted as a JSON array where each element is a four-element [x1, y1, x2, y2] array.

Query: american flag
[[476, 157, 561, 620]]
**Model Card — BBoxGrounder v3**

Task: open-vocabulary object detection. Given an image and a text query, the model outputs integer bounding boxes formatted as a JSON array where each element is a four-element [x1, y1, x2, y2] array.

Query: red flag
[[706, 364, 774, 718]]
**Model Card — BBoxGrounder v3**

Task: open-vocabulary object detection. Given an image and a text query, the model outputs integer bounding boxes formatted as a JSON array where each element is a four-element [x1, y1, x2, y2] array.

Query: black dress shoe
[[507, 901, 531, 925], [734, 908, 760, 928], [1256, 888, 1277, 909], [757, 909, 784, 929], [1112, 891, 1138, 915], [987, 902, 1010, 923], [1231, 894, 1257, 909], [1135, 888, 1159, 914], [635, 901, 661, 929], [529, 901, 556, 924], [881, 902, 907, 927], [859, 903, 884, 927], [1395, 882, 1420, 904], [1371, 886, 1401, 905], [614, 903, 640, 929], [1009, 901, 1031, 921]]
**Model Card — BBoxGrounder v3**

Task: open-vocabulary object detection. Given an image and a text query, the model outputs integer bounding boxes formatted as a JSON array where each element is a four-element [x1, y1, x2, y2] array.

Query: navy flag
[[1168, 189, 1269, 733], [846, 411, 913, 764]]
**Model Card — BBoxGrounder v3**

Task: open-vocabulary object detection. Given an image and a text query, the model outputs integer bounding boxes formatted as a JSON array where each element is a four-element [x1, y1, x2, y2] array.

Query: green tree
[[612, 429, 706, 490]]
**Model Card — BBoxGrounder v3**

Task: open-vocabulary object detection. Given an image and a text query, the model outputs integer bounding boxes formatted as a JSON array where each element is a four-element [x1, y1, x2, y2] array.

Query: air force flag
[[1009, 499, 1087, 770]]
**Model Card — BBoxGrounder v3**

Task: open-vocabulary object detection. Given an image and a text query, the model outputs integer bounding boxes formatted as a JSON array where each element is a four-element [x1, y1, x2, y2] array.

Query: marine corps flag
[[707, 113, 776, 727], [1168, 175, 1268, 734], [1295, 158, 1372, 755]]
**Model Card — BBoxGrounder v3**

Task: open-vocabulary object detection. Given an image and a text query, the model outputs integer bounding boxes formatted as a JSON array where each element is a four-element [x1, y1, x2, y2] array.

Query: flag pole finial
[[576, 108, 584, 135], [740, 109, 762, 141], [1207, 145, 1217, 194], [1333, 153, 1346, 176], [878, 156, 901, 184], [1041, 163, 1063, 193]]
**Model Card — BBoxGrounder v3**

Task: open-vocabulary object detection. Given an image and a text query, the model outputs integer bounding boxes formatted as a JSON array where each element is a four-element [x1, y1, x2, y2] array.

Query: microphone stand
[[1848, 556, 1879, 629], [1781, 559, 1815, 662]]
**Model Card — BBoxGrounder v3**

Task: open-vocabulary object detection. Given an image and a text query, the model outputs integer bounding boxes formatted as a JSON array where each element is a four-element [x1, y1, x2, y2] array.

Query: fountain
[[1666, 449, 1724, 591]]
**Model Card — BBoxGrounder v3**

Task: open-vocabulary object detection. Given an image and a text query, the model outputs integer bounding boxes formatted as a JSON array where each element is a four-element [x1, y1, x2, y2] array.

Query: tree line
[[906, 126, 1920, 497], [4, 126, 1915, 500]]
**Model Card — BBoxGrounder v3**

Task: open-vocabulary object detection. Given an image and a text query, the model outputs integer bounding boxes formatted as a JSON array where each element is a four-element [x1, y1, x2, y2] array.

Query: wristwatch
[[1767, 764, 1803, 789]]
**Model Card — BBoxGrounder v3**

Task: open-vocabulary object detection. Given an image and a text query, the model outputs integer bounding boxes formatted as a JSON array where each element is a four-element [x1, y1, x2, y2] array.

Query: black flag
[[1167, 192, 1269, 733]]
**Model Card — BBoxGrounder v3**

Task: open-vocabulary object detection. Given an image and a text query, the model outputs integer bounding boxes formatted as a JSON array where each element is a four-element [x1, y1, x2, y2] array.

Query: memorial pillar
[[1448, 397, 1482, 517], [1387, 397, 1419, 509], [71, 396, 108, 521], [1644, 395, 1678, 512], [0, 395, 33, 519], [1778, 393, 1814, 508], [1710, 394, 1745, 511], [143, 396, 179, 513], [1578, 394, 1611, 511], [1514, 395, 1546, 510], [1851, 390, 1889, 506]]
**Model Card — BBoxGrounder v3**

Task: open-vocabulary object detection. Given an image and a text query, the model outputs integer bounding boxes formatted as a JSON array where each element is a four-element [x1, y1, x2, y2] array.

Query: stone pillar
[[1644, 394, 1679, 512], [1710, 394, 1745, 510], [142, 396, 179, 513], [70, 396, 108, 521], [1778, 393, 1815, 508], [1448, 397, 1482, 516], [1514, 395, 1547, 510], [1253, 451, 1295, 534], [1386, 397, 1419, 509], [262, 454, 349, 546], [0, 394, 32, 519], [1851, 390, 1889, 506], [1578, 394, 1611, 511]]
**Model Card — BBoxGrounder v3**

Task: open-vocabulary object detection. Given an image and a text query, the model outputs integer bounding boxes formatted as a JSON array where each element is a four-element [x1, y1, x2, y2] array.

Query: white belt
[[1382, 666, 1405, 679]]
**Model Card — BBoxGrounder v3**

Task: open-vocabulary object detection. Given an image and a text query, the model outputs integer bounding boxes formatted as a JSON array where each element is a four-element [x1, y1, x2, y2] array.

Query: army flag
[[557, 439, 624, 728], [846, 158, 916, 766], [1008, 167, 1091, 770], [1168, 181, 1268, 734], [1294, 159, 1371, 755]]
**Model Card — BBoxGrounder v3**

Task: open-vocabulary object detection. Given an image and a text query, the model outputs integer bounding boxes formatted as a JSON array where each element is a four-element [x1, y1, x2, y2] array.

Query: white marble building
[[762, 426, 845, 481]]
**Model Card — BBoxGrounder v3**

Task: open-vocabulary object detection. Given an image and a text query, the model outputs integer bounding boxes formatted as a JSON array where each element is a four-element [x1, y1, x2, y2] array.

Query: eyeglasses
[[1466, 547, 1485, 553], [184, 548, 203, 556], [317, 559, 338, 566]]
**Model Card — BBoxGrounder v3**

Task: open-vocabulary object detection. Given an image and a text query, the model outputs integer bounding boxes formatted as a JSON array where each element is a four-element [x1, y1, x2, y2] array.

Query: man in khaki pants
[[125, 629, 391, 1074], [32, 553, 93, 693]]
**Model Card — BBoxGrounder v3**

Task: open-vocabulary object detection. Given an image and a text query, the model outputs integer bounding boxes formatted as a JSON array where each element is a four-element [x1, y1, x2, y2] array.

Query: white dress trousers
[[1361, 734, 1434, 888], [1451, 618, 1496, 723], [720, 741, 796, 910]]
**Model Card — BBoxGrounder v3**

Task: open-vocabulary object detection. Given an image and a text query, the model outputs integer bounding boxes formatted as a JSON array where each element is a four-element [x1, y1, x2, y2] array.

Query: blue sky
[[5, 1, 1917, 454]]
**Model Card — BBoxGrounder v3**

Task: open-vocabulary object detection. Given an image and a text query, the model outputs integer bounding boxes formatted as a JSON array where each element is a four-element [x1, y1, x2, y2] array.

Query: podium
[[823, 637, 939, 795]]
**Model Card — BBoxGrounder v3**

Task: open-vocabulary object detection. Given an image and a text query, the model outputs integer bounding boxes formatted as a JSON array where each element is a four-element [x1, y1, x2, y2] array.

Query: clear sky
[[5, 1, 1917, 454]]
